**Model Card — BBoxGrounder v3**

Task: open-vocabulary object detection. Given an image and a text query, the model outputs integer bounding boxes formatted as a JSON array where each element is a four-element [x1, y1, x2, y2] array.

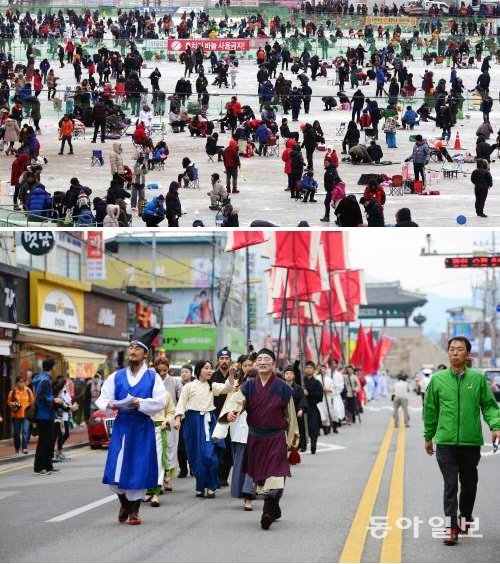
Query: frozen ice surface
[[1, 36, 499, 227]]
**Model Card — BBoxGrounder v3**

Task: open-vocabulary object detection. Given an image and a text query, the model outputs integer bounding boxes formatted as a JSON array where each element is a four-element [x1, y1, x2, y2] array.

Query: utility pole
[[491, 232, 497, 366], [245, 246, 251, 343], [151, 231, 157, 293]]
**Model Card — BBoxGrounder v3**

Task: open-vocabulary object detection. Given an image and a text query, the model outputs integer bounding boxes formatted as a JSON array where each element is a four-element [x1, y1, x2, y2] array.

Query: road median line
[[339, 419, 395, 563], [380, 420, 406, 563]]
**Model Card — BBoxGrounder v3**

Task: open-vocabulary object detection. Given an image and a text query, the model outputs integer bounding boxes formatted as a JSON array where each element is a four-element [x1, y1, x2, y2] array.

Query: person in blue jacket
[[32, 359, 64, 474], [375, 66, 385, 97], [255, 122, 271, 156], [300, 169, 318, 203], [26, 183, 53, 219], [402, 106, 419, 129], [142, 194, 165, 227]]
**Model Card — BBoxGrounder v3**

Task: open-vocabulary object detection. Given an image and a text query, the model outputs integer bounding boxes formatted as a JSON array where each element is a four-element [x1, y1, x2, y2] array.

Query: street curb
[[0, 441, 90, 466]]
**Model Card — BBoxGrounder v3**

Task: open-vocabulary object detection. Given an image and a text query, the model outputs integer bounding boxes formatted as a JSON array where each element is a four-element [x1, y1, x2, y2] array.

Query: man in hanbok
[[96, 328, 166, 525], [220, 348, 299, 530], [330, 360, 345, 433], [155, 356, 183, 491]]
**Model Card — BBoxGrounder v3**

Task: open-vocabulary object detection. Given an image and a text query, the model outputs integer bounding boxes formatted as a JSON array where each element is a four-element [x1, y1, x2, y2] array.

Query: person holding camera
[[7, 376, 34, 454]]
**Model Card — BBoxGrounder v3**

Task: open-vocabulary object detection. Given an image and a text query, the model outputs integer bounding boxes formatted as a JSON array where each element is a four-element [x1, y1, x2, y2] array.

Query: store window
[[56, 248, 82, 280], [16, 245, 47, 272]]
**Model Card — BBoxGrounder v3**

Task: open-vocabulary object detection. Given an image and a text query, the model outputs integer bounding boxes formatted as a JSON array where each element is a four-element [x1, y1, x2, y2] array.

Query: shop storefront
[[18, 273, 134, 381], [163, 325, 217, 364], [0, 264, 29, 439]]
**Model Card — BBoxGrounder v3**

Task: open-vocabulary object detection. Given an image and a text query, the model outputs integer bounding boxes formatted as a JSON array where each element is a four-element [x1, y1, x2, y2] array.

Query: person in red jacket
[[65, 40, 75, 63], [33, 70, 43, 97], [324, 148, 339, 169], [282, 138, 296, 192], [223, 139, 241, 194], [363, 178, 386, 207], [11, 152, 30, 209], [359, 109, 372, 130]]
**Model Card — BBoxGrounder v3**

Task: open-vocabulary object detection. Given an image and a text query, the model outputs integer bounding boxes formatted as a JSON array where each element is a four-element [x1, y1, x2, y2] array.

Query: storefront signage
[[86, 231, 105, 281], [21, 231, 55, 256], [98, 308, 116, 327], [41, 290, 81, 333], [0, 277, 17, 323], [30, 272, 88, 334], [167, 37, 250, 52], [163, 326, 217, 352]]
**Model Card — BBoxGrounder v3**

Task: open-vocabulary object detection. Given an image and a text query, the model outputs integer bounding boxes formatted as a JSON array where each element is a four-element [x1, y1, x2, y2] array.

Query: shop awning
[[32, 345, 106, 365]]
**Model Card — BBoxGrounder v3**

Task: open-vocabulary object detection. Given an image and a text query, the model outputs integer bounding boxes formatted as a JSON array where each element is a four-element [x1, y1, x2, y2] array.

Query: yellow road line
[[380, 420, 406, 563], [339, 419, 395, 563], [0, 463, 31, 475], [0, 447, 92, 476]]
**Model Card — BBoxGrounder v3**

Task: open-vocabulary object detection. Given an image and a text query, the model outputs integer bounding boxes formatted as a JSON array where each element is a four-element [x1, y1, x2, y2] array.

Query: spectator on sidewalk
[[7, 377, 34, 454], [32, 360, 64, 475]]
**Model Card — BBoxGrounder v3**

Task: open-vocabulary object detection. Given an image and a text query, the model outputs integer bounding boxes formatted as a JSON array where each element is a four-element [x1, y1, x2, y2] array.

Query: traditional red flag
[[225, 231, 266, 252], [320, 231, 349, 272], [338, 269, 367, 306], [350, 324, 374, 373], [364, 328, 378, 374], [319, 326, 342, 361], [373, 336, 393, 370], [315, 272, 347, 322], [332, 332, 343, 361], [268, 232, 321, 271], [366, 328, 376, 355], [320, 325, 331, 358], [270, 267, 327, 302]]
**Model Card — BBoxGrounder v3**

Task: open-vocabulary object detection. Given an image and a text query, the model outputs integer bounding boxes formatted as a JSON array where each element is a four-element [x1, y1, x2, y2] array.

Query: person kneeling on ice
[[299, 169, 318, 202], [95, 328, 166, 525]]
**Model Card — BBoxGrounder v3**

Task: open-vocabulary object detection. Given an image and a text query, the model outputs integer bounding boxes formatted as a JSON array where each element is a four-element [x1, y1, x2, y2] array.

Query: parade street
[[0, 394, 497, 563]]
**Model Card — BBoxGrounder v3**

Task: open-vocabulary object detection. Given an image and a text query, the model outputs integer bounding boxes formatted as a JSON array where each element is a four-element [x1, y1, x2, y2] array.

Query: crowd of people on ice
[[0, 4, 498, 225]]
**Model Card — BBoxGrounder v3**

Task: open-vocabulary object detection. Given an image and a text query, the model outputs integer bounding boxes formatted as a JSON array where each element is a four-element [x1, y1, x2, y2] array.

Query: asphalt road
[[0, 395, 497, 563]]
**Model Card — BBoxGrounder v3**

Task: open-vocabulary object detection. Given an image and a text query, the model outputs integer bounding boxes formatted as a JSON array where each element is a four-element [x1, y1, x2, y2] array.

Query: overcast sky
[[108, 229, 499, 300], [347, 230, 498, 300]]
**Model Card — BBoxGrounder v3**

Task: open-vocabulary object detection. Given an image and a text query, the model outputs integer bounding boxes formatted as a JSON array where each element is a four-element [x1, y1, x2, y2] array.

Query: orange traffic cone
[[454, 131, 462, 150]]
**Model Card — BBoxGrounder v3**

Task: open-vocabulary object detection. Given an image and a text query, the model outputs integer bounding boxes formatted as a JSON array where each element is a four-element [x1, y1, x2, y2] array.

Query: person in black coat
[[92, 197, 107, 226], [301, 361, 323, 454], [476, 136, 498, 162], [290, 144, 305, 199], [106, 180, 130, 204], [301, 122, 317, 170], [284, 364, 308, 452], [395, 207, 419, 226], [165, 181, 182, 227], [351, 88, 365, 123], [342, 121, 360, 153], [92, 98, 107, 143], [321, 161, 342, 222], [367, 140, 384, 163], [471, 158, 493, 217], [360, 196, 385, 226], [334, 194, 363, 226]]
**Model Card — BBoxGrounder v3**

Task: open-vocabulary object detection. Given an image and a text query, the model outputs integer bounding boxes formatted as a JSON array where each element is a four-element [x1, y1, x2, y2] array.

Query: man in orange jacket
[[58, 114, 74, 155]]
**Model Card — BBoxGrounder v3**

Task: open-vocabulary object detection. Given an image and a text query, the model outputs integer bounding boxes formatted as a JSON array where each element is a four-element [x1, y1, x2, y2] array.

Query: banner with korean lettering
[[86, 231, 106, 281], [167, 38, 250, 52]]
